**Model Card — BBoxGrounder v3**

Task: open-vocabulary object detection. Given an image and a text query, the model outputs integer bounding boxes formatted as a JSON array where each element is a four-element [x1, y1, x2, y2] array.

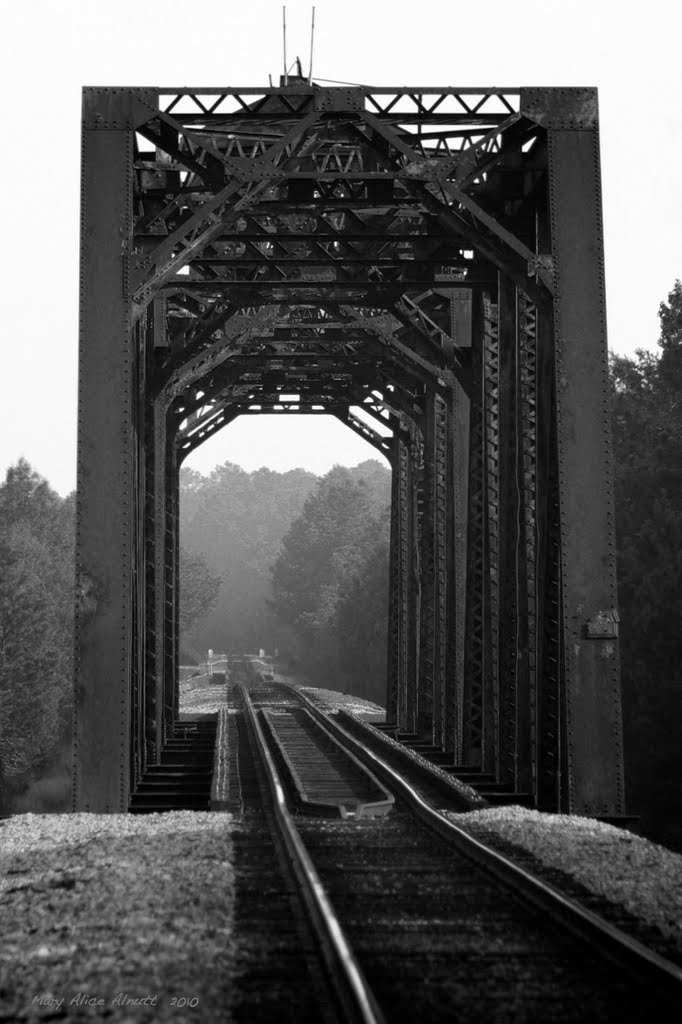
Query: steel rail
[[238, 684, 385, 1024], [286, 684, 682, 999]]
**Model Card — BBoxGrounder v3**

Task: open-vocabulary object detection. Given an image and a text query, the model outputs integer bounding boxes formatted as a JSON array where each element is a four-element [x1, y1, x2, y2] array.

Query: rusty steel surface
[[75, 82, 624, 816]]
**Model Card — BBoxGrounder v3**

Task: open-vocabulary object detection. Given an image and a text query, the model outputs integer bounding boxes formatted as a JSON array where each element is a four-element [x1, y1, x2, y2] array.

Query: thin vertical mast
[[308, 6, 316, 84], [283, 6, 288, 85]]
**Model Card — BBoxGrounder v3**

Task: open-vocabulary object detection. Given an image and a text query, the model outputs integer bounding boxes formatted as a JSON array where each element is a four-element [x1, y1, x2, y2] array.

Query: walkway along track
[[258, 702, 394, 818], [241, 681, 682, 1022]]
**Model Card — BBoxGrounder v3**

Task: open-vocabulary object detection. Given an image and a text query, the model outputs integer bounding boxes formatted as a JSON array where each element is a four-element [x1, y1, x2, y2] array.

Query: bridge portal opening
[[177, 409, 392, 715]]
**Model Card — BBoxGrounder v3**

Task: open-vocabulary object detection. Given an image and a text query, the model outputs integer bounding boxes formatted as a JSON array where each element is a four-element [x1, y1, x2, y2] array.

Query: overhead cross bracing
[[75, 82, 625, 817]]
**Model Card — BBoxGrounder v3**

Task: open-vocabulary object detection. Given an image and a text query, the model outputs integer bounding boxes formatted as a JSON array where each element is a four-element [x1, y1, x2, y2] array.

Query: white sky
[[1, 0, 680, 495]]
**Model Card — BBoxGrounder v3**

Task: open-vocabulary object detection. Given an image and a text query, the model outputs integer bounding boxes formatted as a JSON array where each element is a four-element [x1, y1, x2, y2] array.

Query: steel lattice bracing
[[75, 82, 624, 815]]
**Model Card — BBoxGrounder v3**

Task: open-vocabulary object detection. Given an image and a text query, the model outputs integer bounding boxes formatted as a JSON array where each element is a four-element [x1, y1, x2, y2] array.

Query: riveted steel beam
[[387, 428, 410, 725], [417, 389, 449, 742], [496, 275, 520, 788], [448, 290, 472, 762], [462, 289, 498, 771], [516, 292, 538, 798], [535, 296, 563, 811], [546, 101, 625, 816], [151, 392, 168, 761], [482, 293, 500, 776], [74, 94, 136, 813], [405, 420, 422, 734]]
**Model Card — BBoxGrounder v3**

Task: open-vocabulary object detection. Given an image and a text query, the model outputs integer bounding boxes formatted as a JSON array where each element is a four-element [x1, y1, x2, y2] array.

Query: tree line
[[0, 461, 74, 811], [609, 281, 682, 848], [268, 464, 391, 703], [0, 282, 679, 848]]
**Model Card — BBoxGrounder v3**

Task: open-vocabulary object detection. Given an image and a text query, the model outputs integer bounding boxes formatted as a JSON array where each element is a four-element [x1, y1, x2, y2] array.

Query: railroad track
[[225, 679, 346, 1022], [241, 679, 682, 1023], [248, 686, 393, 818]]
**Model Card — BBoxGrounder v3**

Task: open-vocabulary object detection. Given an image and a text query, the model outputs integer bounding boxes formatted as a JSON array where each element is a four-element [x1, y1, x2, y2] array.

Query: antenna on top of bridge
[[308, 6, 316, 84], [281, 5, 316, 86]]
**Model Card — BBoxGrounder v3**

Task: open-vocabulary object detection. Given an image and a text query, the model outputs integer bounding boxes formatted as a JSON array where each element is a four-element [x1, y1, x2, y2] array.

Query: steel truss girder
[[75, 85, 625, 820], [357, 111, 551, 295]]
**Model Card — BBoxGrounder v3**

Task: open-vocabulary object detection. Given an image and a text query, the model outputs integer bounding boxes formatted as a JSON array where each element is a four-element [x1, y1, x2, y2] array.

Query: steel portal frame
[[75, 82, 624, 815]]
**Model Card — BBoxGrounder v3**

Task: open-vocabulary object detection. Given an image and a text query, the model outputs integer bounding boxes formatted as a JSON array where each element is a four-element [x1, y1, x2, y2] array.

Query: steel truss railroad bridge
[[75, 80, 624, 815]]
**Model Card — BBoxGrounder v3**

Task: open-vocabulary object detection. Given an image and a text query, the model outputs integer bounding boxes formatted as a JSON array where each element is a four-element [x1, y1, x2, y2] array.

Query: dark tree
[[610, 280, 682, 849], [0, 461, 74, 810], [180, 462, 318, 653], [335, 514, 390, 704], [270, 465, 391, 695], [179, 546, 222, 659]]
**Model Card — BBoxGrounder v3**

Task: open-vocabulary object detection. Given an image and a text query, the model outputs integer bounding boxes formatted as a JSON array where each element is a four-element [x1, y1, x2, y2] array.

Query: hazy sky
[[2, 0, 680, 495]]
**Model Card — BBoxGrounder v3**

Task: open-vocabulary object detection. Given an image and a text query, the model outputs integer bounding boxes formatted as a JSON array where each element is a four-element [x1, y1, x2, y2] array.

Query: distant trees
[[610, 280, 682, 848], [0, 455, 392, 809], [179, 546, 222, 662], [270, 463, 391, 703], [178, 458, 392, 696], [179, 462, 319, 654], [0, 461, 74, 810], [335, 521, 390, 701]]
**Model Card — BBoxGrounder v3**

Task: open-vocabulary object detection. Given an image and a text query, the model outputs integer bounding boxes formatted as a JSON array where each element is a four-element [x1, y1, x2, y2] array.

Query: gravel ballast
[[179, 675, 227, 715], [285, 676, 682, 953], [448, 806, 682, 955], [4, 674, 680, 1020], [297, 684, 386, 719], [0, 813, 235, 1022]]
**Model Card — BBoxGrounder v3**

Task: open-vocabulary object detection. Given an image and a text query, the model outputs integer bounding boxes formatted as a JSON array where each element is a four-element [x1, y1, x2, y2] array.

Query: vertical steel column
[[449, 291, 472, 762], [482, 294, 500, 776], [434, 394, 449, 749], [162, 405, 181, 742], [496, 276, 520, 787], [386, 429, 410, 726], [167, 434, 181, 741], [517, 294, 538, 799], [131, 312, 151, 789], [546, 98, 625, 815], [151, 394, 168, 760], [532, 181, 564, 811], [417, 393, 435, 740], [462, 291, 487, 768], [147, 294, 171, 757], [418, 390, 449, 745], [495, 278, 536, 796], [535, 299, 564, 810], [74, 91, 135, 812], [405, 421, 421, 734], [443, 384, 457, 758], [416, 398, 433, 740], [143, 386, 158, 767], [386, 439, 401, 724]]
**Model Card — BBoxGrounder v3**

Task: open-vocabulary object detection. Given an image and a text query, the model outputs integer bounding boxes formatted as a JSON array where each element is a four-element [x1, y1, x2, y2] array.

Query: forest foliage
[[0, 283, 680, 844], [178, 459, 391, 678], [268, 464, 391, 702], [179, 462, 319, 658], [0, 461, 74, 811], [609, 280, 682, 846]]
